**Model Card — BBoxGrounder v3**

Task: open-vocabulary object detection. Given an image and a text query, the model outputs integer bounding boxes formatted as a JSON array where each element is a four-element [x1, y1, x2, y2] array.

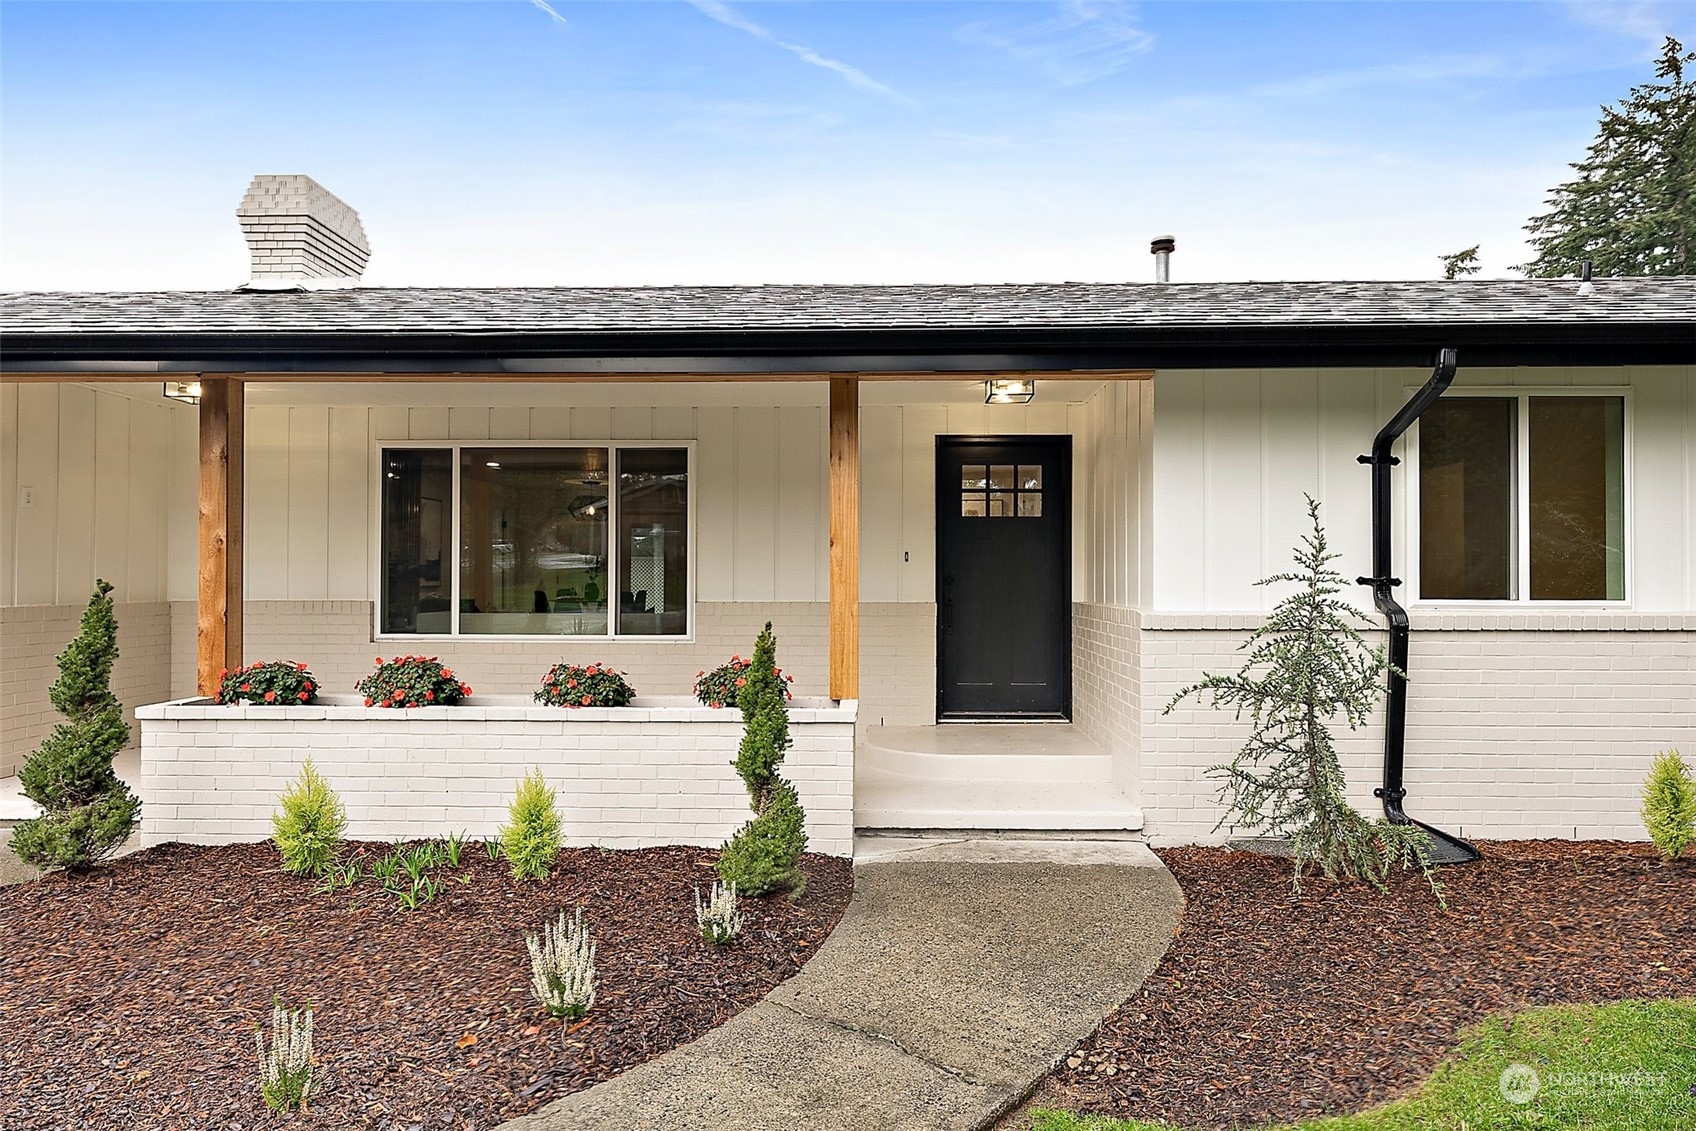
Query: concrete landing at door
[[855, 724, 1144, 832]]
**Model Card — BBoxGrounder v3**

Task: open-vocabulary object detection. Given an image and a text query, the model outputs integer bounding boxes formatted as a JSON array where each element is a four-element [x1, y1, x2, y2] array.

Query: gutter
[[1357, 347, 1480, 865]]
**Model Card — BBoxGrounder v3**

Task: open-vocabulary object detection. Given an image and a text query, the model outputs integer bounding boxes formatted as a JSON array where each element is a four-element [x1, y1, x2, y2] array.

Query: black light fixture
[[984, 378, 1036, 404], [162, 380, 203, 405]]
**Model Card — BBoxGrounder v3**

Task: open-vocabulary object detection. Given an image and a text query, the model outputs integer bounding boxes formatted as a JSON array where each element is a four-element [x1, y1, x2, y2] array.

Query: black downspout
[[1356, 347, 1481, 864]]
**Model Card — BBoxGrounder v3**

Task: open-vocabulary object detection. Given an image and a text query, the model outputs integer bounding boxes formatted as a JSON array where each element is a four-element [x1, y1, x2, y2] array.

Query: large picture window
[[1417, 394, 1625, 602], [379, 444, 690, 637]]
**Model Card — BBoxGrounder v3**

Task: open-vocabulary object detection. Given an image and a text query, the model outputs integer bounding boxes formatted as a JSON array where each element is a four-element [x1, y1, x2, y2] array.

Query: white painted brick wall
[[1140, 617, 1696, 845], [859, 603, 936, 726], [1, 602, 174, 777], [137, 696, 856, 855], [1072, 602, 1140, 791]]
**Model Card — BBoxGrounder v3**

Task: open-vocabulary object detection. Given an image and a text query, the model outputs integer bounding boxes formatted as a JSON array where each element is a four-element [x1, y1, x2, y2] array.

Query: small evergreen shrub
[[718, 779, 808, 897], [271, 757, 347, 877], [1165, 498, 1439, 900], [217, 660, 319, 706], [535, 662, 635, 708], [354, 655, 470, 708], [693, 654, 794, 708], [1642, 749, 1696, 859], [526, 906, 597, 1021], [254, 996, 315, 1113], [695, 879, 743, 945], [501, 767, 563, 880], [12, 579, 141, 871]]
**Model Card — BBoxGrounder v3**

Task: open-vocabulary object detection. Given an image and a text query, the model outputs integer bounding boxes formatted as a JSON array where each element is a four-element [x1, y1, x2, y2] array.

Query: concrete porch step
[[853, 765, 1144, 832], [860, 723, 1116, 784]]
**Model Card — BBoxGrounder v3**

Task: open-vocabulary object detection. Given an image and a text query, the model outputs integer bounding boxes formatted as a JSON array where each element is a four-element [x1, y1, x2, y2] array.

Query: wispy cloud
[[528, 0, 568, 28], [1250, 53, 1523, 100], [1561, 0, 1686, 50], [685, 0, 914, 105], [957, 0, 1154, 87]]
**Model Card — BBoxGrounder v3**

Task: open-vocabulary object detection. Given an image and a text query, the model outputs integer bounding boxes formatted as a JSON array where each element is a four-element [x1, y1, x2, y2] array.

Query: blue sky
[[2, 0, 1692, 288]]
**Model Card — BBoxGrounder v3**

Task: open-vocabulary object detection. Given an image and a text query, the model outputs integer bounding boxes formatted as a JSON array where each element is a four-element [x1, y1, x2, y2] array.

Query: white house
[[3, 177, 1693, 857]]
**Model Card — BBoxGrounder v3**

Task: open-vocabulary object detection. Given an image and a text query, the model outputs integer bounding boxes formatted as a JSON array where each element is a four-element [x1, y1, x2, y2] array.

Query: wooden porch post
[[197, 378, 244, 694], [828, 377, 860, 700]]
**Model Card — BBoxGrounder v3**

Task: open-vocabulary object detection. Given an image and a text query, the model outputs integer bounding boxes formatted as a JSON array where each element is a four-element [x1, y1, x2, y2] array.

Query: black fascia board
[[3, 319, 1692, 373]]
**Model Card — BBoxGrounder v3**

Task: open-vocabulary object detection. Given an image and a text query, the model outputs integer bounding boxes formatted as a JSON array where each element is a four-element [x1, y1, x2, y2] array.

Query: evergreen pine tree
[[1521, 37, 1695, 277], [11, 580, 141, 871], [718, 622, 807, 896], [1165, 499, 1437, 897]]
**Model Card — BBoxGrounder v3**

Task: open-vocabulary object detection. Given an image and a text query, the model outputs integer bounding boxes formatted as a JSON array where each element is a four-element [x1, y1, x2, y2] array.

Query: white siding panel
[[571, 406, 611, 441], [1632, 368, 1689, 612], [1152, 377, 1206, 610], [246, 405, 291, 601], [489, 407, 531, 440], [529, 407, 572, 441], [900, 405, 946, 603], [0, 384, 17, 604], [12, 386, 58, 604], [288, 405, 331, 599], [653, 406, 696, 442], [774, 405, 824, 602], [326, 406, 369, 599], [733, 406, 778, 600], [56, 385, 97, 603], [448, 407, 489, 441], [860, 405, 903, 604], [167, 409, 197, 603], [612, 406, 652, 440], [371, 406, 409, 441], [128, 400, 169, 601], [408, 407, 449, 441], [694, 406, 735, 602], [92, 392, 130, 597]]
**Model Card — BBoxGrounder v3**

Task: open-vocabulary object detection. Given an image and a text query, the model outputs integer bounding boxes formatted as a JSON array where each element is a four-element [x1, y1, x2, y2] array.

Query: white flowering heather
[[695, 879, 743, 945], [527, 906, 597, 1021], [254, 997, 315, 1113]]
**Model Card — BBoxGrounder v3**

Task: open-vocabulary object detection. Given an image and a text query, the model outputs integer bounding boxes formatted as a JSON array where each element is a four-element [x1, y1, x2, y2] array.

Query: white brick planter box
[[135, 695, 857, 856]]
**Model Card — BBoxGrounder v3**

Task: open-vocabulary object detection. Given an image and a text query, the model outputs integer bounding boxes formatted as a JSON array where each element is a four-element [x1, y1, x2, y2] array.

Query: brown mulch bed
[[1025, 840, 1695, 1129], [0, 841, 851, 1131]]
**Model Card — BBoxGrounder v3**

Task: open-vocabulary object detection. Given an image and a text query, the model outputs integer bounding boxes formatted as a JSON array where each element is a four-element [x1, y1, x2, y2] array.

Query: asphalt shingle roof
[[4, 278, 1694, 337]]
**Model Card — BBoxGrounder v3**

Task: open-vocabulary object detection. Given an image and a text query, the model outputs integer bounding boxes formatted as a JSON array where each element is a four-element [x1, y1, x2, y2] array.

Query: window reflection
[[617, 449, 689, 636], [459, 448, 609, 635], [381, 450, 453, 633]]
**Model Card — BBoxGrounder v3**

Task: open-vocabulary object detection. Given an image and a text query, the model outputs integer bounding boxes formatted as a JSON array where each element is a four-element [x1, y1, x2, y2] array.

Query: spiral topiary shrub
[[11, 579, 141, 871], [717, 623, 807, 897]]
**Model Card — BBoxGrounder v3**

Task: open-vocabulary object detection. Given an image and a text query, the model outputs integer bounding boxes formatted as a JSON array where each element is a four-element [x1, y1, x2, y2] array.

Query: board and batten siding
[[1, 383, 190, 774], [1151, 365, 1696, 613]]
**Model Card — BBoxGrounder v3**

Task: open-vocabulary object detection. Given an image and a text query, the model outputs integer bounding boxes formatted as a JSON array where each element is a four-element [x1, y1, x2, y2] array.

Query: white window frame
[[1406, 387, 1632, 607], [370, 439, 698, 642]]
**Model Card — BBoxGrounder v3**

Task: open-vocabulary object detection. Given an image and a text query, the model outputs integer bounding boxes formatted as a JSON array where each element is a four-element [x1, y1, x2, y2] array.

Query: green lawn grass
[[1032, 999, 1696, 1131]]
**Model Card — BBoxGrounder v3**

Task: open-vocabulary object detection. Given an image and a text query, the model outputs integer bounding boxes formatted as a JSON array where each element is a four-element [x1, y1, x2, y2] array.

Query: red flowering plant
[[535, 662, 635, 708], [216, 660, 319, 706], [693, 654, 795, 708], [354, 655, 472, 709]]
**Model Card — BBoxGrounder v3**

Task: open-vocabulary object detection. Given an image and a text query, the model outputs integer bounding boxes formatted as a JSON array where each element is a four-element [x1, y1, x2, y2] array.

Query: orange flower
[[392, 689, 405, 700], [442, 668, 454, 679], [735, 677, 746, 687], [364, 697, 374, 707], [297, 691, 309, 701], [263, 691, 276, 702], [581, 694, 592, 705], [460, 684, 473, 696], [240, 683, 251, 692], [567, 678, 578, 688], [296, 662, 308, 671]]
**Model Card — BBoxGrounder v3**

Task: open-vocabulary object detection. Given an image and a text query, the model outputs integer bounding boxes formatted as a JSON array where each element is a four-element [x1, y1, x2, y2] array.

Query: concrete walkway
[[502, 836, 1183, 1131]]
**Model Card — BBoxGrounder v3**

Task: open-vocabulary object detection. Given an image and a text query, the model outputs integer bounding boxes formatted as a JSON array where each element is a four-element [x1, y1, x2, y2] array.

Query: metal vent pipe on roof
[[1150, 236, 1175, 283]]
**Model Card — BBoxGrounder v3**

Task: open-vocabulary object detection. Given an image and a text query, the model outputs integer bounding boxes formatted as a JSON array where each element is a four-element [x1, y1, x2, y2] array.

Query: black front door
[[936, 436, 1070, 718]]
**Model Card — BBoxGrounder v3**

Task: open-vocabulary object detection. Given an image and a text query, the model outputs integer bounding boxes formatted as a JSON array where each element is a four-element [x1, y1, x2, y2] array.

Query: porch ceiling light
[[162, 380, 203, 405], [985, 378, 1035, 405]]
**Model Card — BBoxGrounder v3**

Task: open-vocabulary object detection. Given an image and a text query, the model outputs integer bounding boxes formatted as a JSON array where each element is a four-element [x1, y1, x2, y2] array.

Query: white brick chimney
[[236, 174, 370, 289]]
